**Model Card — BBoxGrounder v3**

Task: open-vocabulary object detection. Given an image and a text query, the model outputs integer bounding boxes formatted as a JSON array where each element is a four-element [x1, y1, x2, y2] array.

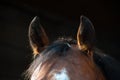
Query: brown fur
[[26, 43, 105, 80]]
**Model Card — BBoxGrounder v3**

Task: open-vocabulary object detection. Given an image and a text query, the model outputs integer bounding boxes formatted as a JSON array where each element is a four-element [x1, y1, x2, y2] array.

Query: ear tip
[[29, 16, 40, 34], [31, 16, 40, 23], [80, 15, 86, 18], [80, 15, 93, 26], [29, 16, 40, 29], [80, 15, 89, 21], [34, 16, 39, 20]]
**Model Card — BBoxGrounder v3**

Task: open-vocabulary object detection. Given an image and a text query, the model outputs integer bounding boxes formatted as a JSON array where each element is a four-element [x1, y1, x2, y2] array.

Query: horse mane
[[25, 38, 120, 80], [94, 48, 120, 80]]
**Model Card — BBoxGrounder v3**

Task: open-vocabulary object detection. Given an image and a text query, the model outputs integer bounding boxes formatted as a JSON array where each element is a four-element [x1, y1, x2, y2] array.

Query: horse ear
[[77, 16, 95, 52], [28, 16, 49, 56]]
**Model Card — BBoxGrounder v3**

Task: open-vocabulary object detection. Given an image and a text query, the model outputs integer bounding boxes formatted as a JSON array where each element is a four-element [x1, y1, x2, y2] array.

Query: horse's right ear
[[28, 16, 49, 56]]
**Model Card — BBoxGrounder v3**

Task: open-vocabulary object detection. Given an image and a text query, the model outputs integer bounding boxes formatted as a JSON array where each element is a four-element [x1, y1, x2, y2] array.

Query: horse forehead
[[51, 68, 70, 80]]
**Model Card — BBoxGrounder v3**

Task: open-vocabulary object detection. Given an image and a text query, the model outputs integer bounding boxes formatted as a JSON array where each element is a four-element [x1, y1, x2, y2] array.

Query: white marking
[[53, 68, 70, 80]]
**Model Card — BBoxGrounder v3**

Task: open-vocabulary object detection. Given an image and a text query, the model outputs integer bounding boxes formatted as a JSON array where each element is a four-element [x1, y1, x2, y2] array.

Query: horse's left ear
[[28, 16, 49, 56], [77, 16, 95, 54]]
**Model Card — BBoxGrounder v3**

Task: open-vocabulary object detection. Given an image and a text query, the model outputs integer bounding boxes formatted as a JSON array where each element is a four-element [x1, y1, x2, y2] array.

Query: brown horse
[[25, 16, 119, 80]]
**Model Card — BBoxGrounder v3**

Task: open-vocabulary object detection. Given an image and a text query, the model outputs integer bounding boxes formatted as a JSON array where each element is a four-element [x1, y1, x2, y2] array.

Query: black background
[[0, 0, 120, 80]]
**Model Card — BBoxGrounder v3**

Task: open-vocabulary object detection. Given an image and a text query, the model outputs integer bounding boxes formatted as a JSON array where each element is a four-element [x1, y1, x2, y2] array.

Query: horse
[[25, 16, 120, 80]]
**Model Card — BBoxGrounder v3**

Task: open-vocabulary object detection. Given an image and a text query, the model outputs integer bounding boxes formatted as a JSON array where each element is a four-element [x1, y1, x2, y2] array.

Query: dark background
[[0, 0, 120, 80]]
